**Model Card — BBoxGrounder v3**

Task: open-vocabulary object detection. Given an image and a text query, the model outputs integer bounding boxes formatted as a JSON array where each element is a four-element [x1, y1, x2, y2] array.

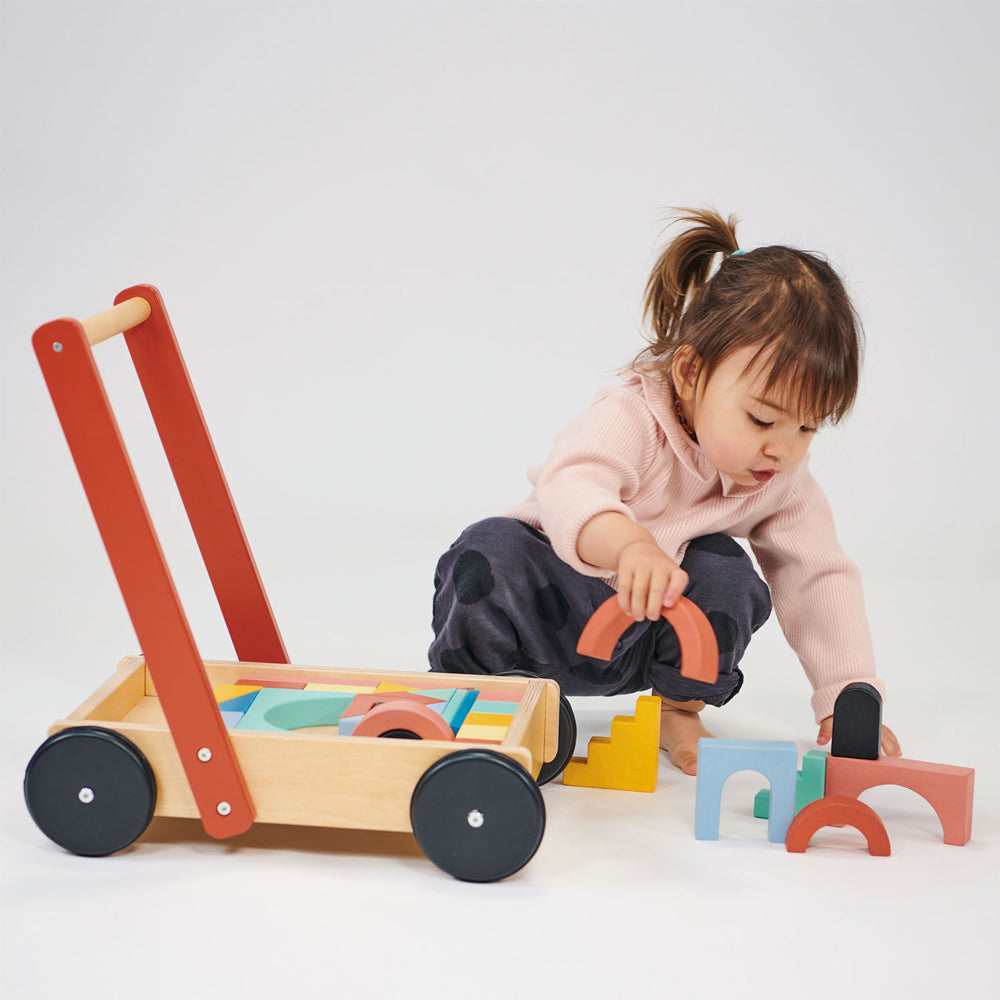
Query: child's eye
[[800, 425, 817, 435], [748, 414, 772, 428]]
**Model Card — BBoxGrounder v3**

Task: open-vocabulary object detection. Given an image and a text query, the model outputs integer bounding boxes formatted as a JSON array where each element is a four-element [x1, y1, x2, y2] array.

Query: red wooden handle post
[[577, 595, 719, 685], [33, 295, 257, 838]]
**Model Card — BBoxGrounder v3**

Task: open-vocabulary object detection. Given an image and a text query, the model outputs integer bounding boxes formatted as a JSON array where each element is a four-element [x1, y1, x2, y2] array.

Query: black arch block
[[831, 682, 883, 760]]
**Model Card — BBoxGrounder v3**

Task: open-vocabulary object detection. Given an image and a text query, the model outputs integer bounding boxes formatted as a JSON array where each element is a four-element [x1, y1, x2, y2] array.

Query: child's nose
[[763, 436, 790, 461]]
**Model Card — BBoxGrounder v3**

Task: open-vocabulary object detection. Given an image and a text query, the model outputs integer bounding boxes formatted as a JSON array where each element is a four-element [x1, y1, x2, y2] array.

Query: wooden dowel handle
[[81, 296, 152, 345]]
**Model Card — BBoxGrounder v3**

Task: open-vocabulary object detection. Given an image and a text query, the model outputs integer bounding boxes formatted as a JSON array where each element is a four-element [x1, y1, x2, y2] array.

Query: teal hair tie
[[731, 249, 747, 256]]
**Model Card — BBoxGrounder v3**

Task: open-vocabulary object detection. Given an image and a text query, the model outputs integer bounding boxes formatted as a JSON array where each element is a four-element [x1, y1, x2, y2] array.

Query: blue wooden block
[[337, 714, 361, 736], [218, 690, 261, 714], [695, 738, 798, 843], [440, 689, 479, 733], [220, 710, 245, 729]]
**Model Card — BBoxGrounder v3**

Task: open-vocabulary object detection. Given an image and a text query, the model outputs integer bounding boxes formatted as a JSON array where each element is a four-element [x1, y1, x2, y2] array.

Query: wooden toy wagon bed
[[24, 286, 573, 882]]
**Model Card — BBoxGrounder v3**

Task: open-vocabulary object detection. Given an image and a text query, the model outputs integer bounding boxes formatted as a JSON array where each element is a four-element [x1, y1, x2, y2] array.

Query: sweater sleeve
[[530, 388, 664, 576], [748, 468, 885, 723]]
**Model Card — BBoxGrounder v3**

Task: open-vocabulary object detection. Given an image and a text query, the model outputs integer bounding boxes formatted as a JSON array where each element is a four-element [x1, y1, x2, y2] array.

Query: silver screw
[[217, 801, 232, 817], [78, 787, 95, 804], [197, 747, 213, 762], [467, 809, 485, 829], [53, 342, 63, 352]]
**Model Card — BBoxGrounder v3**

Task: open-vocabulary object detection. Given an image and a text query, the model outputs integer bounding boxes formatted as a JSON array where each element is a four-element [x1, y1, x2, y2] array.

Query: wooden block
[[220, 710, 245, 730], [217, 690, 262, 714], [375, 681, 418, 692], [352, 699, 455, 741], [473, 688, 523, 703], [213, 684, 261, 703], [576, 596, 719, 684], [456, 723, 513, 742], [304, 683, 377, 693], [696, 739, 798, 843], [831, 682, 882, 760], [561, 695, 660, 792], [342, 692, 444, 720], [462, 712, 515, 728], [785, 796, 891, 856], [236, 674, 306, 690], [468, 699, 524, 715], [236, 688, 354, 733], [825, 755, 974, 846], [756, 749, 828, 818], [439, 688, 479, 733], [337, 714, 361, 736]]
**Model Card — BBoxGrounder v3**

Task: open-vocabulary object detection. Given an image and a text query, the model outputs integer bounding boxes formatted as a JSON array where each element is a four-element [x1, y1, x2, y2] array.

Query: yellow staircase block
[[562, 695, 661, 792]]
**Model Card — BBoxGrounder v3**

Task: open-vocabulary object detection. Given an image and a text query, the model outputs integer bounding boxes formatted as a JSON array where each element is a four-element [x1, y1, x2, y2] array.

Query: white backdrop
[[2, 2, 997, 997]]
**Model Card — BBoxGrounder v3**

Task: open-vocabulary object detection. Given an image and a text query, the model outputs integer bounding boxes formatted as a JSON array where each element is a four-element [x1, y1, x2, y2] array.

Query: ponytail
[[634, 207, 863, 426], [641, 208, 739, 357]]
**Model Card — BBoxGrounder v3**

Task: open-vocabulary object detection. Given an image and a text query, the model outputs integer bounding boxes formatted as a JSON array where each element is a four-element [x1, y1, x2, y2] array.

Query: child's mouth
[[751, 470, 775, 483]]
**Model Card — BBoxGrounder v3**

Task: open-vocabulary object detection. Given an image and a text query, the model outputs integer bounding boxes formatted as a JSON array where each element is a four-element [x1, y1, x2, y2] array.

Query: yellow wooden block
[[562, 695, 661, 792], [213, 684, 261, 704], [462, 712, 514, 727], [457, 723, 512, 741], [375, 681, 417, 692], [304, 683, 377, 693]]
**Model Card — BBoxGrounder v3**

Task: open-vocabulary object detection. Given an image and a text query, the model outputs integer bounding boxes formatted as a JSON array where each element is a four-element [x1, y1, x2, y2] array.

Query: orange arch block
[[352, 699, 455, 741], [825, 755, 974, 846], [785, 796, 891, 856], [576, 595, 719, 684]]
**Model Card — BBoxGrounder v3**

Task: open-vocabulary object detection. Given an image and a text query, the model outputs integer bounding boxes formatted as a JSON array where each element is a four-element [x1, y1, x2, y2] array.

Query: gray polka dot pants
[[429, 517, 772, 706]]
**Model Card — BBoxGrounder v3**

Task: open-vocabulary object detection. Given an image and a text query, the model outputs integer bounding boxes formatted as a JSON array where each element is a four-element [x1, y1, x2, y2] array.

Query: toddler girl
[[429, 208, 900, 774]]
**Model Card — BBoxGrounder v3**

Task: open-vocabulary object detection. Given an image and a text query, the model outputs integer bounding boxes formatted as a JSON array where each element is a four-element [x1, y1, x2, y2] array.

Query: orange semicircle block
[[576, 595, 719, 684], [785, 795, 891, 856]]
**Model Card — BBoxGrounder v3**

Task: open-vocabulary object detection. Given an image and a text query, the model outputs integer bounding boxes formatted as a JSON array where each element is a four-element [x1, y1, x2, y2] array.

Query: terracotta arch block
[[351, 699, 455, 742], [577, 595, 718, 684], [825, 756, 974, 846], [785, 796, 891, 856]]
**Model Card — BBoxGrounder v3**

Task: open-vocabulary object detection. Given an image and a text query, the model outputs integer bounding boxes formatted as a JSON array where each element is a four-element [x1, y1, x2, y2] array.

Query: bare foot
[[658, 698, 714, 775]]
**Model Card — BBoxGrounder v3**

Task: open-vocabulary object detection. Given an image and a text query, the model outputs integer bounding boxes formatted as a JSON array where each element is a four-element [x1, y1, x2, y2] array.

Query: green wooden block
[[755, 750, 829, 818], [235, 688, 355, 733]]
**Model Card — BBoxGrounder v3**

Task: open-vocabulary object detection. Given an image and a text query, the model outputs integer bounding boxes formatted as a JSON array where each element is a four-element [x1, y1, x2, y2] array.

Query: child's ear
[[671, 346, 702, 400]]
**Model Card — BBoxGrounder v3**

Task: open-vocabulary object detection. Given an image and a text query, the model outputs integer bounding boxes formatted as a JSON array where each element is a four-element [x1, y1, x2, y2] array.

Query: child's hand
[[817, 716, 902, 757], [616, 540, 689, 621]]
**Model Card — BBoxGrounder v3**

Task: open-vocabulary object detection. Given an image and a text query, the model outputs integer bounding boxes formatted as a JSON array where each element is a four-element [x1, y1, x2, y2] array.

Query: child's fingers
[[645, 568, 672, 620], [816, 716, 833, 746], [661, 568, 689, 609], [629, 575, 651, 620], [880, 725, 902, 757]]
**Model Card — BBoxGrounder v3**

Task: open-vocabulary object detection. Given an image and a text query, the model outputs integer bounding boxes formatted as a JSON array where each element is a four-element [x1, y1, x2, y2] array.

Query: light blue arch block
[[695, 738, 798, 843]]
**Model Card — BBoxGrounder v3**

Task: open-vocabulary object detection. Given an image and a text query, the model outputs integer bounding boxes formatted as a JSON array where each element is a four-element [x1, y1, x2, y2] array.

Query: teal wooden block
[[440, 689, 479, 733], [755, 749, 829, 818], [466, 700, 521, 715], [235, 688, 355, 733]]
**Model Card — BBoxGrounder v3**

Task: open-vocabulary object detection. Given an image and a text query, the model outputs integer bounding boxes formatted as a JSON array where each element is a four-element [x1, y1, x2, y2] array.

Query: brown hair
[[637, 208, 863, 424]]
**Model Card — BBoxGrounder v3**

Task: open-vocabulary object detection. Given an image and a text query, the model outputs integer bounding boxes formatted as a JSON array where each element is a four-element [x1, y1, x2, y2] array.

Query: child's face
[[675, 345, 818, 487]]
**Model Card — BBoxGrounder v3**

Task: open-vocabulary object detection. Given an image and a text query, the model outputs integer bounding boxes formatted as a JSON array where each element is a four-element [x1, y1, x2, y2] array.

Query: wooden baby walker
[[24, 284, 577, 882]]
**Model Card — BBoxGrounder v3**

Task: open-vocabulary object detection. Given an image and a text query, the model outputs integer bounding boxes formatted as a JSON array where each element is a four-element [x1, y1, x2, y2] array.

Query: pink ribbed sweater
[[505, 368, 883, 723]]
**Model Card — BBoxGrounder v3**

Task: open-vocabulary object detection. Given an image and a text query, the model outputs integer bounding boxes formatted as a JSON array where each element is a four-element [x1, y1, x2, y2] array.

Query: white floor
[[2, 3, 996, 996], [2, 571, 994, 1000]]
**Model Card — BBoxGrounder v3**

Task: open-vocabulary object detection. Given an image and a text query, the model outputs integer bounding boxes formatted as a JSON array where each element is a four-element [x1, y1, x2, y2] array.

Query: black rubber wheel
[[497, 669, 577, 785], [24, 727, 157, 857], [410, 749, 545, 882]]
